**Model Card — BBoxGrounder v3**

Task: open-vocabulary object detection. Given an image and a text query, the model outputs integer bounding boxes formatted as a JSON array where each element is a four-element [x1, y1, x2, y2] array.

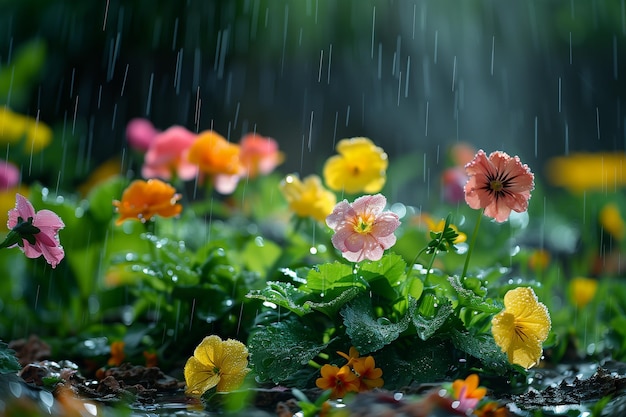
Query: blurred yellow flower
[[419, 214, 466, 244], [279, 173, 336, 222], [528, 249, 550, 272], [78, 157, 122, 196], [491, 287, 551, 369], [323, 137, 387, 194], [569, 277, 598, 308], [599, 203, 625, 241], [545, 152, 626, 193], [0, 107, 52, 152], [184, 335, 250, 396], [0, 186, 29, 227]]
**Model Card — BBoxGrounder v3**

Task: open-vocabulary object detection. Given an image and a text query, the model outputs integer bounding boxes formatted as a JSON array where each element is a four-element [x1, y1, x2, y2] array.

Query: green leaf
[[0, 341, 21, 374], [248, 318, 332, 383], [450, 330, 514, 374], [341, 294, 410, 354], [247, 281, 311, 316], [305, 262, 361, 293], [238, 237, 282, 276], [357, 253, 407, 301], [305, 286, 362, 317], [449, 275, 501, 314], [411, 295, 454, 340]]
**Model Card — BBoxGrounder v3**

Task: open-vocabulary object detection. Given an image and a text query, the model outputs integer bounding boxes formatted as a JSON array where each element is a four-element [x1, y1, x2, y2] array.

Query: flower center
[[490, 180, 503, 192], [514, 322, 528, 342], [354, 214, 374, 234]]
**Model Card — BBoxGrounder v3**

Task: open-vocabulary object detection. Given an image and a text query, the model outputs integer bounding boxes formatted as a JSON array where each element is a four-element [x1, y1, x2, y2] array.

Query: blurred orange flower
[[188, 130, 243, 194], [451, 374, 487, 412], [108, 341, 125, 366], [113, 179, 182, 225]]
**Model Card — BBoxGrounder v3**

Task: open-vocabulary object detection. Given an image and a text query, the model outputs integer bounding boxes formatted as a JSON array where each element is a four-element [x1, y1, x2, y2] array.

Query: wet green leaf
[[411, 295, 454, 340], [247, 281, 311, 316], [0, 342, 21, 374]]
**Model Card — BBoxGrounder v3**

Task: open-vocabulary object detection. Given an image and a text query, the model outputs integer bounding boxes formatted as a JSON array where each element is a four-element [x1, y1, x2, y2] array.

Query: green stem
[[144, 219, 158, 261], [461, 208, 484, 280]]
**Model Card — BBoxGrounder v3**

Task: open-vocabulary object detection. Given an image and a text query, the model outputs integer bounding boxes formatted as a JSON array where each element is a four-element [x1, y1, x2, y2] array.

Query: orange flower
[[336, 347, 383, 392], [315, 364, 360, 399], [113, 179, 182, 225], [108, 341, 125, 366], [451, 374, 487, 412], [528, 249, 550, 272], [464, 150, 534, 223], [143, 350, 158, 368], [475, 401, 510, 417], [188, 130, 243, 194]]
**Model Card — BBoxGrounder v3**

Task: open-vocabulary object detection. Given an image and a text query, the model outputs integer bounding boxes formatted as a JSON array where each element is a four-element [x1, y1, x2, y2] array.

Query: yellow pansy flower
[[491, 287, 551, 369], [419, 214, 466, 244], [569, 277, 598, 308], [184, 335, 251, 396], [323, 137, 388, 194], [279, 173, 336, 222]]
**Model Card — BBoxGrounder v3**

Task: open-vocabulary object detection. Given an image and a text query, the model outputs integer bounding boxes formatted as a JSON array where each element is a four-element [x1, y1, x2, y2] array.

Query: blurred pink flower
[[442, 167, 467, 204], [326, 194, 400, 262], [239, 133, 284, 178], [141, 126, 198, 181], [7, 193, 65, 268], [126, 118, 159, 152], [0, 161, 19, 189], [464, 150, 534, 222]]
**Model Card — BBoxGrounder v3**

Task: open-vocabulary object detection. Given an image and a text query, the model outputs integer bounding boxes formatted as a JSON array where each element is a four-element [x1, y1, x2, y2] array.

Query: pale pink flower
[[464, 150, 534, 223], [0, 161, 19, 189], [7, 193, 65, 268], [126, 118, 159, 152], [326, 194, 400, 262], [141, 126, 199, 181], [239, 133, 284, 178]]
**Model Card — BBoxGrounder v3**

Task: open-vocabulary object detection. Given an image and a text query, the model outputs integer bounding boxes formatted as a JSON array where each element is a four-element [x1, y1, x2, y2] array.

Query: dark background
[[1, 0, 624, 206]]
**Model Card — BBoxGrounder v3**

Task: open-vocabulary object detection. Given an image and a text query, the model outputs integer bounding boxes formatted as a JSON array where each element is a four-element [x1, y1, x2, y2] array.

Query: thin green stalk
[[461, 208, 484, 280]]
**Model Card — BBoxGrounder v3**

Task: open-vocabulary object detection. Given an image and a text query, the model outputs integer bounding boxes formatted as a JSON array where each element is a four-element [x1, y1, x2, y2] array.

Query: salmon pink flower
[[0, 161, 19, 189], [326, 194, 400, 262], [126, 118, 159, 152], [113, 179, 182, 225], [239, 133, 284, 178], [491, 287, 551, 369], [451, 374, 487, 412], [5, 193, 65, 268], [315, 364, 360, 399], [142, 126, 198, 181], [464, 150, 534, 222]]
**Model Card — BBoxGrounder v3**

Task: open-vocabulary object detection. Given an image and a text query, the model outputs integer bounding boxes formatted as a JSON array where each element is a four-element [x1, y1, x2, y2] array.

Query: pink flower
[[126, 118, 159, 152], [464, 150, 534, 223], [326, 194, 400, 262], [7, 193, 65, 268], [0, 161, 19, 189], [141, 126, 199, 181], [239, 133, 284, 178]]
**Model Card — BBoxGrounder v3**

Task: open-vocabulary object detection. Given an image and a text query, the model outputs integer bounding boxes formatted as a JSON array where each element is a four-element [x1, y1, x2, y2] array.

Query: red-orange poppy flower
[[187, 130, 243, 194], [113, 179, 182, 225]]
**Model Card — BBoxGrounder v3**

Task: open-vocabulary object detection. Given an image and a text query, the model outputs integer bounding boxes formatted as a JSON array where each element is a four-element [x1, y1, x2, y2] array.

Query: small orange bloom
[[475, 401, 510, 417], [188, 130, 243, 194], [315, 364, 360, 399], [336, 347, 383, 392], [143, 350, 158, 368], [528, 249, 550, 271], [451, 374, 487, 412], [113, 179, 182, 225], [108, 341, 125, 366]]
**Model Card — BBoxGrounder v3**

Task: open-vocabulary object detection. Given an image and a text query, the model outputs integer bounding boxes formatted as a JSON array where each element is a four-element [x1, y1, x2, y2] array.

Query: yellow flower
[[545, 152, 626, 193], [0, 107, 52, 152], [599, 203, 625, 241], [279, 173, 336, 222], [184, 335, 251, 396], [112, 179, 182, 225], [491, 287, 551, 369], [323, 137, 388, 194], [78, 157, 122, 196], [419, 214, 466, 244], [569, 277, 598, 308]]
